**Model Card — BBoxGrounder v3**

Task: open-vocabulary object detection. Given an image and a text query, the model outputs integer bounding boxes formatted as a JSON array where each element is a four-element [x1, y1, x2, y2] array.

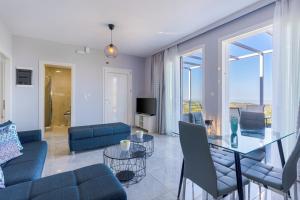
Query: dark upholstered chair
[[179, 121, 249, 200], [237, 134, 300, 200], [239, 111, 266, 162], [191, 112, 205, 126]]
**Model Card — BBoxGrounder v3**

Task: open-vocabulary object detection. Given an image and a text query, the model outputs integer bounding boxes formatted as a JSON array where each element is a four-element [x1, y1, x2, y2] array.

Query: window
[[181, 49, 204, 115], [225, 27, 273, 127]]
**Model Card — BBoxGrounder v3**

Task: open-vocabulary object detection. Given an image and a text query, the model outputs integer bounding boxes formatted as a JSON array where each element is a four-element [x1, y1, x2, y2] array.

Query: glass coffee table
[[128, 134, 154, 157], [103, 143, 146, 186]]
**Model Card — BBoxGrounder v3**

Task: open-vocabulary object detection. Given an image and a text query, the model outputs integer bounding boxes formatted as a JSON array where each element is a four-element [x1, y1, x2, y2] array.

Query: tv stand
[[135, 113, 157, 133]]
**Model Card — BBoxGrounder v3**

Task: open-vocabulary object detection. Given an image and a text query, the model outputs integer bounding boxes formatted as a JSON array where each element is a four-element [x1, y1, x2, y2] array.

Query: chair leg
[[284, 193, 289, 200], [258, 185, 262, 200], [182, 177, 187, 200], [202, 189, 208, 200], [230, 192, 235, 200], [248, 184, 251, 200], [192, 182, 195, 200], [294, 182, 298, 200]]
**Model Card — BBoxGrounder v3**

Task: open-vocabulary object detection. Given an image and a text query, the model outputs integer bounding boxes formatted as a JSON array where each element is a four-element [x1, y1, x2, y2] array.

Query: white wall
[[145, 3, 275, 133], [12, 36, 145, 131], [0, 19, 12, 58], [0, 19, 13, 121]]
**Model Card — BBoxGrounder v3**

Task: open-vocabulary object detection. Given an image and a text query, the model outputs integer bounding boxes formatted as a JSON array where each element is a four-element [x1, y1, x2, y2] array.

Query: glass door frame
[[221, 25, 273, 133], [180, 48, 204, 119]]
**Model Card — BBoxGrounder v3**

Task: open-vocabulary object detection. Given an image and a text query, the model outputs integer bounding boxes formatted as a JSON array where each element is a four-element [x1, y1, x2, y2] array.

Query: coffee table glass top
[[128, 134, 154, 143], [208, 127, 296, 154], [103, 143, 146, 160]]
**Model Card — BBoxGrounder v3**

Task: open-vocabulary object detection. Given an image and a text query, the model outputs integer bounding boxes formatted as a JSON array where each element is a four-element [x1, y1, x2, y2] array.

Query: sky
[[182, 32, 272, 105]]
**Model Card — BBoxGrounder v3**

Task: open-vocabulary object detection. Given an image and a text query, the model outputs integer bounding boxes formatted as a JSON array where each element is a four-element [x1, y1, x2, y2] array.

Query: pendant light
[[104, 24, 118, 58]]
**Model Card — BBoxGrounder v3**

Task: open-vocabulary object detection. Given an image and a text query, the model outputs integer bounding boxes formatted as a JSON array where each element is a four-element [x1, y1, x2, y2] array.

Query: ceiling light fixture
[[104, 24, 118, 58]]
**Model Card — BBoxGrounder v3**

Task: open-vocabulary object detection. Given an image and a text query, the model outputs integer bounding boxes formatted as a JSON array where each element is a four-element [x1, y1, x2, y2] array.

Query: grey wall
[[12, 36, 145, 131], [145, 3, 275, 133]]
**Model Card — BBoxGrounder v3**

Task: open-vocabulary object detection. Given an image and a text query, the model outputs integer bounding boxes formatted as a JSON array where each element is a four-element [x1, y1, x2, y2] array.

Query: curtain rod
[[150, 0, 275, 56]]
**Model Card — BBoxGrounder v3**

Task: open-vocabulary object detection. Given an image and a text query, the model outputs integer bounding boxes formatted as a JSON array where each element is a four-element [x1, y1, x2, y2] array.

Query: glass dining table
[[177, 126, 296, 200]]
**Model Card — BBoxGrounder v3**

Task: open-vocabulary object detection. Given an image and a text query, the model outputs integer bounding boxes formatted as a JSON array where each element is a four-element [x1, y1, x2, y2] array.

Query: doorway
[[180, 49, 204, 116], [39, 63, 73, 137], [222, 26, 273, 132], [103, 67, 132, 125]]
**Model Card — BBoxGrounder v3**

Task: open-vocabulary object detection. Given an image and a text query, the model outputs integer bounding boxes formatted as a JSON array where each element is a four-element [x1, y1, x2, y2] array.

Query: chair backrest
[[191, 112, 205, 126], [179, 121, 218, 197], [282, 134, 300, 192], [239, 111, 265, 130], [181, 113, 193, 123]]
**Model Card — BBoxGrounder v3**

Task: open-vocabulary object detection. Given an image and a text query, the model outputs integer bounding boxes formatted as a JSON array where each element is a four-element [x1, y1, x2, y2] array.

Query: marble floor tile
[[43, 127, 300, 200]]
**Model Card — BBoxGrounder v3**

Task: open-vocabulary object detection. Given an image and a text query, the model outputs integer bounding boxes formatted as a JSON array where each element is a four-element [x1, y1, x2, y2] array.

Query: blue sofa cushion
[[111, 123, 131, 134], [2, 141, 47, 186], [68, 123, 131, 152], [0, 181, 32, 200], [75, 164, 127, 200], [69, 127, 93, 140], [32, 187, 80, 200], [74, 163, 112, 184], [30, 171, 77, 198], [18, 130, 42, 144], [0, 164, 127, 200], [93, 125, 114, 137]]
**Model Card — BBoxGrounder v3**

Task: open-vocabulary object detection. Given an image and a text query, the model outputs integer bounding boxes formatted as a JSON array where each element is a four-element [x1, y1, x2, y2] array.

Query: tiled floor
[[43, 126, 299, 200]]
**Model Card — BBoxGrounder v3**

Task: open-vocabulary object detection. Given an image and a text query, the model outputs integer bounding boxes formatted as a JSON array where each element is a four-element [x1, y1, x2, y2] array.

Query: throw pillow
[[0, 166, 4, 189], [0, 123, 23, 150], [0, 120, 12, 128], [0, 141, 22, 165]]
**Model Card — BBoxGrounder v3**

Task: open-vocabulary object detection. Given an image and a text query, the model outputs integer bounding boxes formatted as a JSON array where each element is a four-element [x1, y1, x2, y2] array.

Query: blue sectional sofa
[[0, 164, 127, 200], [68, 122, 131, 152], [2, 130, 47, 186]]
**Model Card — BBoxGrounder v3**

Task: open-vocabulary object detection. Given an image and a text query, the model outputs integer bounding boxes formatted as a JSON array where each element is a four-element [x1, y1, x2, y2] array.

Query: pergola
[[183, 31, 273, 106]]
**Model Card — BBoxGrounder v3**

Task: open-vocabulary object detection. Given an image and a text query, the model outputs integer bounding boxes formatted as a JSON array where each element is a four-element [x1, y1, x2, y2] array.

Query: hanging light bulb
[[104, 24, 118, 58]]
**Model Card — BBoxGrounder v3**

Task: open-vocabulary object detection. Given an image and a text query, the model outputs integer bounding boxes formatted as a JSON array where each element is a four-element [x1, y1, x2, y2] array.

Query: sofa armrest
[[17, 130, 42, 144]]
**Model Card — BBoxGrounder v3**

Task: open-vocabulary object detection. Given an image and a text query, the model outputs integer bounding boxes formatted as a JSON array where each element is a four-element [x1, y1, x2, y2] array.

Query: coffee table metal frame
[[103, 144, 146, 187], [128, 134, 154, 158]]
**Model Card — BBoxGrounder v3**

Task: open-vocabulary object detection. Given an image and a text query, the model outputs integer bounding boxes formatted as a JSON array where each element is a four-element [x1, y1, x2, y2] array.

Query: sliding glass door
[[181, 49, 204, 119], [223, 26, 273, 131]]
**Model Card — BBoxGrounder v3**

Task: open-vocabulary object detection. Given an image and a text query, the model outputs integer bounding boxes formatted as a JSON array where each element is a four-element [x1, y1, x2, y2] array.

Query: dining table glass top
[[207, 127, 296, 154]]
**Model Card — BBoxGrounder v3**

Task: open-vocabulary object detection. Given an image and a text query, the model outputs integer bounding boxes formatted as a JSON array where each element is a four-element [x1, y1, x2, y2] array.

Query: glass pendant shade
[[104, 43, 118, 58]]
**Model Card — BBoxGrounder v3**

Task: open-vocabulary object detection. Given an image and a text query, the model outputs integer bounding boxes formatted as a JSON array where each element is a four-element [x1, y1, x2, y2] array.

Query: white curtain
[[151, 52, 166, 134], [272, 0, 300, 134], [164, 46, 181, 134]]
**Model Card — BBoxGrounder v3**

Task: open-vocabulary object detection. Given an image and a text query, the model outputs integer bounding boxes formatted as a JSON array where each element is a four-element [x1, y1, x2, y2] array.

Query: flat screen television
[[136, 98, 156, 115]]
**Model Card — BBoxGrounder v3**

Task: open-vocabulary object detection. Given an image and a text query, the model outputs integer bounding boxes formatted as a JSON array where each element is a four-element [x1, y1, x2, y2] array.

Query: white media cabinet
[[135, 113, 157, 133]]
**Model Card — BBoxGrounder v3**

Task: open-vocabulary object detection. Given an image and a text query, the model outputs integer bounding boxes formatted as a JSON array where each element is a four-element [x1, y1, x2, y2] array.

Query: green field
[[182, 101, 272, 126], [183, 101, 203, 113]]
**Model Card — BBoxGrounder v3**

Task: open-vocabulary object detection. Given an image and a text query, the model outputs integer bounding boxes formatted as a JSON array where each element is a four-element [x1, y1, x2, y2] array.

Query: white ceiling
[[0, 0, 261, 57]]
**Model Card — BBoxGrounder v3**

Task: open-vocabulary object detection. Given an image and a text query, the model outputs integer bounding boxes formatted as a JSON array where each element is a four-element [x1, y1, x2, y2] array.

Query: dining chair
[[179, 121, 249, 200], [190, 112, 205, 126], [181, 113, 193, 123], [239, 111, 266, 162], [238, 134, 300, 200]]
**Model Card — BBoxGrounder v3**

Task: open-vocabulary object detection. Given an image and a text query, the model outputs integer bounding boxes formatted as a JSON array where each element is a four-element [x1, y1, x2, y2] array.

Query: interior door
[[103, 68, 132, 124]]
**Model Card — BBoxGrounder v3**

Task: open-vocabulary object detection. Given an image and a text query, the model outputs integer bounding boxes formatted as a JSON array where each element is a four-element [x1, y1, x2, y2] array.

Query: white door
[[103, 68, 132, 124], [0, 56, 5, 122]]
